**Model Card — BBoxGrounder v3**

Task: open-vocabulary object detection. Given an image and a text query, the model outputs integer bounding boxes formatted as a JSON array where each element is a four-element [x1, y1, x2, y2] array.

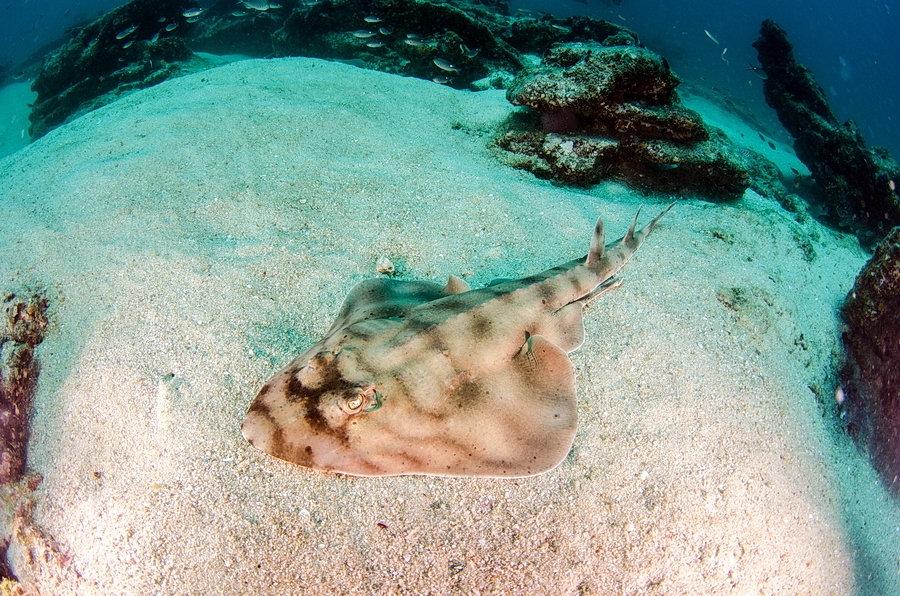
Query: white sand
[[1, 57, 898, 594]]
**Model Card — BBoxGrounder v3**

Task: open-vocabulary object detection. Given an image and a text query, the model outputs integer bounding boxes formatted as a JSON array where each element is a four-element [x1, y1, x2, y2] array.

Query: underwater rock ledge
[[753, 18, 900, 246]]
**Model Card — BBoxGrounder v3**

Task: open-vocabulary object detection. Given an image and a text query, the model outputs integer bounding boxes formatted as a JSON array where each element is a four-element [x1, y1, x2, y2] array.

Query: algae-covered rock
[[841, 226, 900, 494], [272, 0, 522, 87], [753, 18, 900, 245], [507, 43, 685, 127], [502, 14, 637, 55], [29, 0, 648, 137], [29, 0, 194, 139], [0, 292, 49, 486], [497, 41, 748, 200]]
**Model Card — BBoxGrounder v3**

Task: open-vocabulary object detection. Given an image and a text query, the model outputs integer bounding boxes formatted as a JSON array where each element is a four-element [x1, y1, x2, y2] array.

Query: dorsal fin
[[585, 216, 605, 266], [623, 206, 643, 243], [638, 202, 676, 241], [442, 275, 471, 295]]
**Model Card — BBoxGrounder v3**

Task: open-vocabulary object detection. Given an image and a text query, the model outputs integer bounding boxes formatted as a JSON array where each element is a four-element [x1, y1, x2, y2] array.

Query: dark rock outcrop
[[0, 292, 49, 486], [503, 15, 633, 56], [841, 227, 900, 494], [187, 0, 299, 57], [29, 0, 195, 139], [495, 41, 749, 200], [271, 0, 522, 87], [268, 1, 642, 90], [753, 19, 900, 245]]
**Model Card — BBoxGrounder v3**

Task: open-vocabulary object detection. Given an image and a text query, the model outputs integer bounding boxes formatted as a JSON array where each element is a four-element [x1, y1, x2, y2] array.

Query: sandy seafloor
[[1, 57, 899, 594]]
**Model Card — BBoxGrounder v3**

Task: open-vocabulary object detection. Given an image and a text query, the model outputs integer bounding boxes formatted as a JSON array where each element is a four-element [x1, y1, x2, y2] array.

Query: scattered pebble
[[376, 257, 395, 275]]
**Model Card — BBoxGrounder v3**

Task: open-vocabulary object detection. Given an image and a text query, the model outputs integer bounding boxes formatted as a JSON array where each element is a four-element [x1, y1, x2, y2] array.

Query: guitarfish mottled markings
[[242, 204, 673, 477]]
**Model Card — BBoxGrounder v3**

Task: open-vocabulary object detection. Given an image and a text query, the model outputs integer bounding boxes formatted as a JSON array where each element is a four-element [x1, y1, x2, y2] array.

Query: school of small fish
[[338, 15, 485, 84]]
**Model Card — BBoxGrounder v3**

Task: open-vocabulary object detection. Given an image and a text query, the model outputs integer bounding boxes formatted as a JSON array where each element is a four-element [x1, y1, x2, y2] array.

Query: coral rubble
[[753, 19, 900, 245]]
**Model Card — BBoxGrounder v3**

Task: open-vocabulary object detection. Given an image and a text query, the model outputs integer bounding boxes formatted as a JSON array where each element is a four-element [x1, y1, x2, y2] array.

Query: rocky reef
[[0, 291, 49, 589], [0, 292, 48, 486], [269, 0, 522, 86], [184, 0, 299, 58], [29, 0, 761, 202], [192, 0, 643, 90], [29, 0, 195, 139], [753, 19, 900, 245], [495, 41, 749, 200], [841, 228, 900, 494], [26, 0, 649, 134]]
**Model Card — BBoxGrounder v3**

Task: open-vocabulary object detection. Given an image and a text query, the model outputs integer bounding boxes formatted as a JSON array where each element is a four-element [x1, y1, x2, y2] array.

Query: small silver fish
[[366, 41, 384, 48], [243, 0, 271, 10], [116, 25, 137, 40], [747, 62, 768, 80], [404, 39, 426, 46], [406, 33, 421, 40], [704, 29, 720, 45], [183, 8, 204, 18], [433, 58, 458, 73], [460, 44, 480, 58], [186, 16, 200, 23], [364, 16, 382, 23], [150, 32, 160, 42], [158, 17, 166, 23], [122, 39, 134, 49], [353, 30, 376, 38], [232, 11, 248, 17], [379, 27, 391, 35], [165, 22, 178, 32], [432, 75, 451, 85]]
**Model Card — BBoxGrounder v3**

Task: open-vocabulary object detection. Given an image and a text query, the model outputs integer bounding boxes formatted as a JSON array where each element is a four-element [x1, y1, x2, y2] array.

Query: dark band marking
[[452, 379, 485, 410], [468, 312, 494, 341], [285, 361, 357, 442]]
